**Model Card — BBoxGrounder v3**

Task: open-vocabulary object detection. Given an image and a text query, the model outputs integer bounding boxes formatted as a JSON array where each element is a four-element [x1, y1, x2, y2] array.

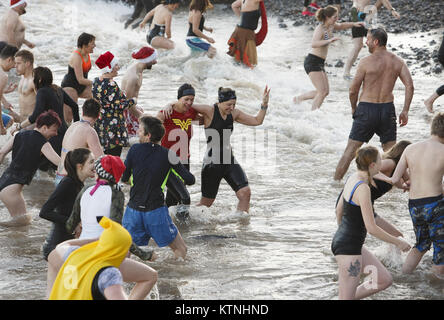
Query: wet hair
[[0, 44, 18, 60], [0, 41, 7, 54], [189, 0, 213, 13], [315, 5, 338, 23], [431, 112, 444, 138], [64, 148, 91, 190], [35, 110, 62, 129], [77, 32, 95, 49], [218, 87, 237, 103], [383, 140, 412, 164], [177, 83, 195, 100], [368, 28, 388, 47], [355, 146, 379, 185], [33, 66, 53, 90], [15, 49, 34, 64], [82, 98, 101, 118], [139, 115, 165, 143]]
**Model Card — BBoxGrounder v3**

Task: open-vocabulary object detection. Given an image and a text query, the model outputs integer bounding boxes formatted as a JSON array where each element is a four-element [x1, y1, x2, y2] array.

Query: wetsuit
[[29, 86, 79, 170], [147, 24, 165, 45], [121, 142, 195, 247], [0, 130, 47, 192], [201, 104, 248, 199], [61, 51, 92, 95], [160, 107, 198, 208], [39, 176, 81, 260], [331, 181, 367, 256], [186, 15, 211, 52]]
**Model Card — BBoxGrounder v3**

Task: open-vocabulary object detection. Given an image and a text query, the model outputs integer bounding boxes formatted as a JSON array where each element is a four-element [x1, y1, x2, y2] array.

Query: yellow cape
[[49, 216, 131, 300]]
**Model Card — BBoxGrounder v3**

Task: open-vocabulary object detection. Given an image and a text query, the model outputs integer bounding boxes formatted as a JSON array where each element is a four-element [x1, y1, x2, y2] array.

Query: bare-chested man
[[0, 44, 18, 135], [0, 0, 35, 50], [334, 28, 414, 181], [390, 113, 444, 278], [14, 49, 34, 122], [55, 98, 104, 185], [343, 0, 399, 79], [121, 46, 157, 138]]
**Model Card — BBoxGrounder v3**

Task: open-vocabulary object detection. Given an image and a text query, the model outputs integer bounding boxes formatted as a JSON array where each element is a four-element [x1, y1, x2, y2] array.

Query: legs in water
[[344, 37, 364, 79], [294, 70, 329, 110], [0, 184, 32, 227]]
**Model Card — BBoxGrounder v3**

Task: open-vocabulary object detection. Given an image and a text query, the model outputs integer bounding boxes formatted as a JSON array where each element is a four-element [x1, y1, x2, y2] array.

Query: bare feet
[[0, 213, 32, 227]]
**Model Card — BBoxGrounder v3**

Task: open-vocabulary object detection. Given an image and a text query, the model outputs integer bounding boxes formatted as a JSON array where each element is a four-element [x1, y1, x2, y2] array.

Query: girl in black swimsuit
[[331, 146, 411, 300]]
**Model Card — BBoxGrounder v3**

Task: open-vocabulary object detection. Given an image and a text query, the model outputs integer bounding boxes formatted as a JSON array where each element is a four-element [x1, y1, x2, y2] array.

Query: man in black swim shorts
[[334, 28, 413, 181]]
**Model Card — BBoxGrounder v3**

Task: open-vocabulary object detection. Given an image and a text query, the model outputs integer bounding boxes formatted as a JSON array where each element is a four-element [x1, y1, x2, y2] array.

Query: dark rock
[[279, 23, 288, 29], [335, 60, 344, 68]]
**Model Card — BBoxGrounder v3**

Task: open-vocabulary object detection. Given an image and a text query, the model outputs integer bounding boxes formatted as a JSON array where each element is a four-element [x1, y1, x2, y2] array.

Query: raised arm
[[233, 85, 270, 126]]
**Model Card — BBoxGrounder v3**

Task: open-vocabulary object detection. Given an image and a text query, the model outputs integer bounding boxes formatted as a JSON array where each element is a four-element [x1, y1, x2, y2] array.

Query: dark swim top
[[370, 178, 393, 203], [147, 24, 165, 44], [61, 51, 91, 94], [238, 9, 260, 30], [204, 104, 234, 165], [187, 15, 205, 37]]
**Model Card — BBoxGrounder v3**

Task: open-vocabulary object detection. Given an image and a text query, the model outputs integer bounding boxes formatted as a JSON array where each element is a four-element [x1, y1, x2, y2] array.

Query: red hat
[[95, 155, 126, 184], [95, 51, 118, 73], [11, 0, 26, 8], [132, 47, 157, 64]]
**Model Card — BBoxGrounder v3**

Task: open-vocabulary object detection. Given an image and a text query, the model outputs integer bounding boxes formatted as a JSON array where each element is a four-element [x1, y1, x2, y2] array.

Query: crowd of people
[[0, 0, 442, 300]]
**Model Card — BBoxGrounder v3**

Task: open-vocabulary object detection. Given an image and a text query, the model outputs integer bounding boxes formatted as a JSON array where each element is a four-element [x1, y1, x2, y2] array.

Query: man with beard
[[0, 0, 35, 49], [334, 28, 414, 181]]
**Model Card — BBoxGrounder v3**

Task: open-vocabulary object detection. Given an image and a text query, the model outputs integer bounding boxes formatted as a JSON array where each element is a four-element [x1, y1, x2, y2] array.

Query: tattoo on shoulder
[[347, 259, 361, 277]]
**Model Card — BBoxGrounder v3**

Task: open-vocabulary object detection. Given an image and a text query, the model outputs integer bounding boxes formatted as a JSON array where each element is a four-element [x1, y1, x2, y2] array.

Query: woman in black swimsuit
[[331, 146, 411, 300]]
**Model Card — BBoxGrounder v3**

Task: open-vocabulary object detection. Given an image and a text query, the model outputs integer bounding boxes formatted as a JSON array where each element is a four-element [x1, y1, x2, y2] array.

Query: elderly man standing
[[0, 0, 35, 49]]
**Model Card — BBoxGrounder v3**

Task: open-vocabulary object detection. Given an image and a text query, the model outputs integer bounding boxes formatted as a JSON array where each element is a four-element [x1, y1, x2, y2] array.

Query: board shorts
[[349, 101, 397, 145], [408, 195, 444, 265], [122, 205, 178, 247], [186, 37, 211, 52], [2, 113, 12, 127], [304, 53, 325, 74]]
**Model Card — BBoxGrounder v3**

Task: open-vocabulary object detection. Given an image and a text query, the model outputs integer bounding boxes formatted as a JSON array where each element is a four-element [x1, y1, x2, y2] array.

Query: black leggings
[[165, 163, 191, 207]]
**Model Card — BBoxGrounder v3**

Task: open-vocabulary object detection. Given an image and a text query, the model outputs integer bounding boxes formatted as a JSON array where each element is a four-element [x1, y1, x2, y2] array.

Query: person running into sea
[[343, 0, 400, 80], [228, 0, 268, 68], [0, 110, 61, 227], [390, 113, 444, 278], [93, 51, 137, 157], [334, 28, 414, 181], [14, 49, 35, 123], [0, 44, 18, 135], [49, 217, 136, 300], [186, 0, 216, 58], [121, 46, 157, 139], [139, 0, 180, 50], [157, 83, 202, 221], [331, 146, 411, 300], [293, 5, 364, 110], [191, 86, 270, 214], [121, 116, 195, 260], [0, 0, 35, 49], [424, 34, 444, 113], [124, 0, 159, 30], [40, 148, 95, 297], [55, 99, 104, 185], [61, 33, 96, 123]]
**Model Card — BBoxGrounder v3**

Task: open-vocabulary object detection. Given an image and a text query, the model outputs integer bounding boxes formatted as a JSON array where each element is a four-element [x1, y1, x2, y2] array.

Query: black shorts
[[0, 168, 33, 192], [201, 161, 249, 199], [349, 102, 397, 144], [61, 73, 87, 95], [352, 25, 368, 38], [304, 54, 325, 74]]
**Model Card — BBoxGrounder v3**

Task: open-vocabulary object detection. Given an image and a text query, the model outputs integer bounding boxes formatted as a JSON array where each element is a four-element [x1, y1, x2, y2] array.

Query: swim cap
[[218, 87, 236, 103], [177, 83, 195, 99], [10, 0, 26, 8]]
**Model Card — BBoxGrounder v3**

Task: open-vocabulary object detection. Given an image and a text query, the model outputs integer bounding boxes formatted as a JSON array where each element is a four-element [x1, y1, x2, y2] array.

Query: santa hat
[[95, 51, 118, 73], [11, 0, 26, 8], [131, 47, 157, 64], [95, 155, 126, 184]]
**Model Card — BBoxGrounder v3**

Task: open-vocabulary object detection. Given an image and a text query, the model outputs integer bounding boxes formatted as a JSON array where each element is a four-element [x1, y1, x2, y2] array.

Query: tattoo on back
[[347, 260, 361, 277]]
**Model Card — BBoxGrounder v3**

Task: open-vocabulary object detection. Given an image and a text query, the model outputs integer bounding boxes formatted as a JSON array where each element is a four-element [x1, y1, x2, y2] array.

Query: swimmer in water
[[293, 5, 364, 110], [331, 146, 411, 300], [139, 0, 180, 50], [186, 0, 216, 58]]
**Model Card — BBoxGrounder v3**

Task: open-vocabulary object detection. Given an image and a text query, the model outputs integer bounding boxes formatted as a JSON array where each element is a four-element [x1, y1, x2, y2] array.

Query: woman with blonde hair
[[331, 146, 411, 300], [293, 6, 364, 110]]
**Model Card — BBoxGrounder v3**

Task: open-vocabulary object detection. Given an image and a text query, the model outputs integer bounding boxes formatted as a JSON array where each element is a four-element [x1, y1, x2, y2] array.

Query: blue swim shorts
[[122, 205, 178, 247], [408, 195, 444, 265], [186, 37, 211, 52], [2, 113, 12, 127]]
